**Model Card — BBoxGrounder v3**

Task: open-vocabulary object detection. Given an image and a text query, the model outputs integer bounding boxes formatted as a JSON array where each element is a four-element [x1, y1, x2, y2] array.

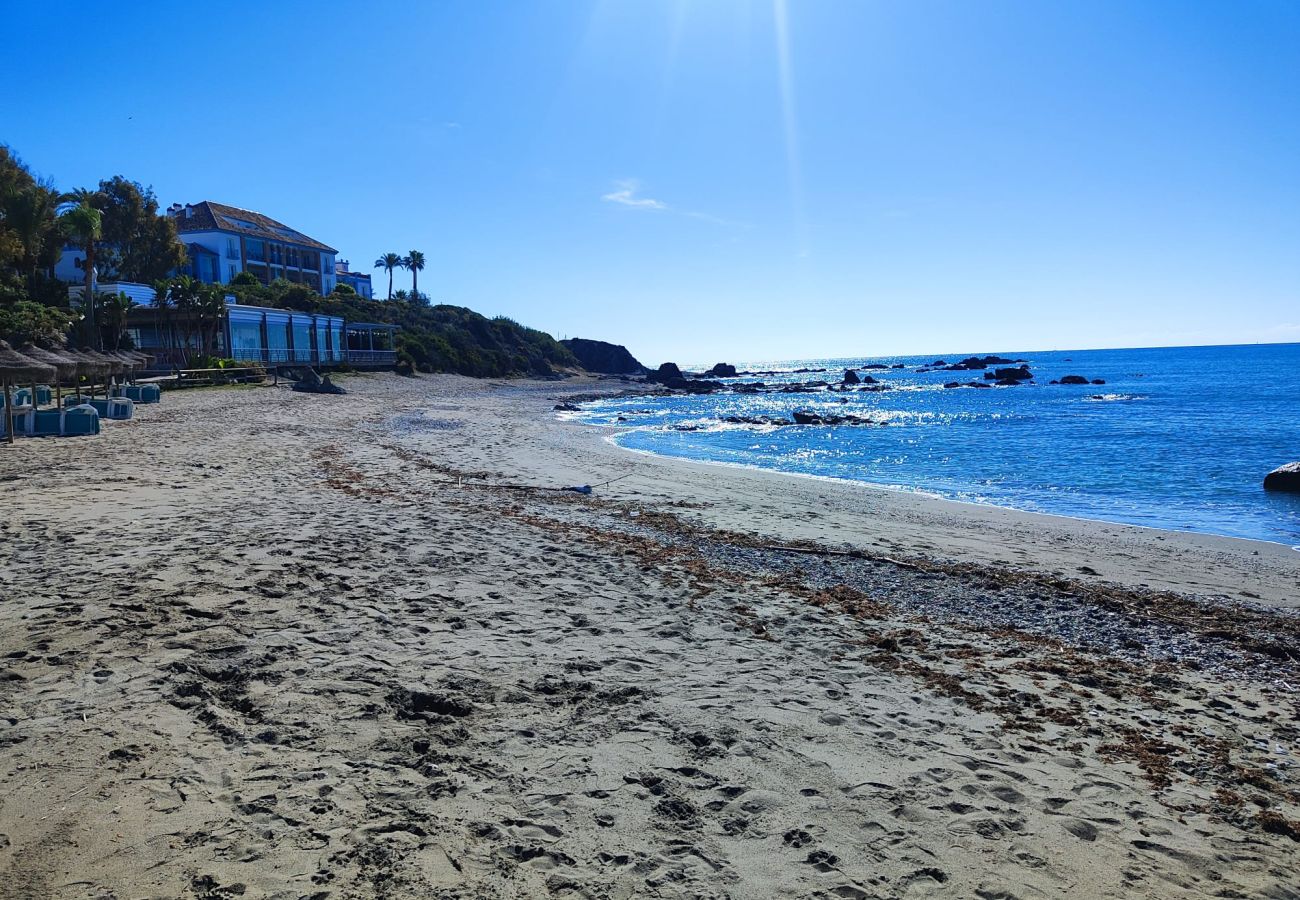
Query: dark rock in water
[[1091, 378, 1106, 385], [664, 376, 723, 394], [554, 402, 580, 411], [860, 363, 889, 370], [931, 360, 949, 367], [986, 365, 1032, 381], [1058, 375, 1090, 385], [944, 354, 1020, 371], [648, 362, 683, 384], [708, 362, 738, 378], [561, 338, 646, 374], [721, 414, 794, 427], [943, 381, 961, 389], [792, 410, 876, 426], [842, 369, 861, 385], [891, 363, 906, 369], [1263, 462, 1300, 493]]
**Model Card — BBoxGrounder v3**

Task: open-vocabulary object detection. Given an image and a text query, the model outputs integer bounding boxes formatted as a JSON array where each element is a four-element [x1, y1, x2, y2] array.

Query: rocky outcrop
[[708, 363, 738, 378], [983, 366, 1032, 383], [561, 338, 647, 374], [1051, 375, 1107, 386], [721, 414, 794, 427], [792, 410, 877, 426], [942, 355, 1022, 371], [647, 362, 684, 384], [1263, 462, 1300, 493], [291, 369, 346, 395], [663, 376, 724, 394], [842, 369, 861, 385]]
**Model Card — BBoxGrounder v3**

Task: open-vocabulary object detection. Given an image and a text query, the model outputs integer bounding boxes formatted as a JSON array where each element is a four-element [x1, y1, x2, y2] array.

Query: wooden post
[[3, 380, 13, 444]]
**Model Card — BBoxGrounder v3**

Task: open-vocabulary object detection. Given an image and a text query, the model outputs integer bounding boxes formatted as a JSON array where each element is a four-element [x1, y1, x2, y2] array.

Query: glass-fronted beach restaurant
[[125, 299, 397, 369]]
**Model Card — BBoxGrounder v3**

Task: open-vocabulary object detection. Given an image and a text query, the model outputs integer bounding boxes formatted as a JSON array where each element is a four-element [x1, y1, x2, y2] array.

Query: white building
[[166, 201, 337, 294]]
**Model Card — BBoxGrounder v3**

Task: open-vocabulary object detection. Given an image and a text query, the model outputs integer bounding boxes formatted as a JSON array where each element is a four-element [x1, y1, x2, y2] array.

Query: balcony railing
[[346, 350, 398, 366], [228, 347, 347, 366]]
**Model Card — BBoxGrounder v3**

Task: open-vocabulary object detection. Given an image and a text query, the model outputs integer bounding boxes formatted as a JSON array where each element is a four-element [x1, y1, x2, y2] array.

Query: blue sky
[[2, 0, 1297, 365]]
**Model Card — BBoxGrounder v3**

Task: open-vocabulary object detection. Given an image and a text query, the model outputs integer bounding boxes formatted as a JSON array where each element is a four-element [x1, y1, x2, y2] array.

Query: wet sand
[[0, 373, 1297, 899]]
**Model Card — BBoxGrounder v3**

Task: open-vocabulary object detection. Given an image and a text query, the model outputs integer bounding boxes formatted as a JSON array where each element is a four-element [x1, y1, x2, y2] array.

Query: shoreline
[[534, 380, 1300, 609], [1, 372, 1298, 898], [598, 425, 1300, 555]]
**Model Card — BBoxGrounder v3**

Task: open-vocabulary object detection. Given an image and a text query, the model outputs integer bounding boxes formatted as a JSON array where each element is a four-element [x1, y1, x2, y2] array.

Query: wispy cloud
[[601, 179, 667, 210], [600, 179, 747, 230]]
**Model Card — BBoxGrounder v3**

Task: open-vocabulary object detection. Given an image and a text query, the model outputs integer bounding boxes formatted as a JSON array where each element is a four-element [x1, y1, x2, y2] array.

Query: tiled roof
[[171, 201, 337, 253]]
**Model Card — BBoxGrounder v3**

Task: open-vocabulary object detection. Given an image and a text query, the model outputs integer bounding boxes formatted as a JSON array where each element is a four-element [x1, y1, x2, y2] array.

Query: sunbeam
[[773, 0, 808, 257]]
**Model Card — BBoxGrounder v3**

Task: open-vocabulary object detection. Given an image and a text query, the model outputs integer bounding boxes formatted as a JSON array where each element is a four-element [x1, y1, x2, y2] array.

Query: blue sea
[[571, 344, 1300, 547]]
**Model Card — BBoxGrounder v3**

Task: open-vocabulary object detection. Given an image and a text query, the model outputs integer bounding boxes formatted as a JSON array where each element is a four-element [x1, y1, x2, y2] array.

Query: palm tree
[[402, 250, 426, 300], [99, 291, 137, 351], [7, 181, 59, 282], [59, 201, 103, 348], [374, 253, 403, 300], [152, 278, 178, 363], [393, 289, 410, 301], [195, 285, 227, 357]]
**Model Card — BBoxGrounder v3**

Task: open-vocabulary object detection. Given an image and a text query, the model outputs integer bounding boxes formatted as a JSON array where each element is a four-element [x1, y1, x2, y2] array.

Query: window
[[227, 238, 239, 259], [229, 264, 237, 281]]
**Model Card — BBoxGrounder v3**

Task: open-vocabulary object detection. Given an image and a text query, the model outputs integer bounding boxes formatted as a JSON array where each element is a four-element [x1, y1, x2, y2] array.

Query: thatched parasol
[[77, 348, 121, 400], [72, 345, 119, 397], [18, 343, 80, 409], [0, 341, 56, 444], [61, 349, 105, 402]]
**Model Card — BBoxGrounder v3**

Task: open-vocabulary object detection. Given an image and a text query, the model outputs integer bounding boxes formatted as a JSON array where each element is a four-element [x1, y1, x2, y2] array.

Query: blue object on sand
[[62, 406, 100, 436], [29, 409, 63, 437]]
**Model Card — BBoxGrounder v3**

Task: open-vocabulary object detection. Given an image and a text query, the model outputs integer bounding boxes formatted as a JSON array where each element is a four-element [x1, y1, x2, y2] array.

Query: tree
[[98, 291, 137, 350], [374, 253, 402, 300], [5, 181, 60, 281], [59, 200, 103, 348], [230, 270, 260, 287], [95, 177, 187, 284], [0, 300, 75, 347], [402, 250, 425, 300], [194, 284, 227, 356], [393, 289, 409, 301], [167, 274, 202, 355], [152, 278, 178, 361]]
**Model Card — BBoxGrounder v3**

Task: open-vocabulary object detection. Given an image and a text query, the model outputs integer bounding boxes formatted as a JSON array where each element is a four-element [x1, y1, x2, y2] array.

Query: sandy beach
[[1, 372, 1297, 899]]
